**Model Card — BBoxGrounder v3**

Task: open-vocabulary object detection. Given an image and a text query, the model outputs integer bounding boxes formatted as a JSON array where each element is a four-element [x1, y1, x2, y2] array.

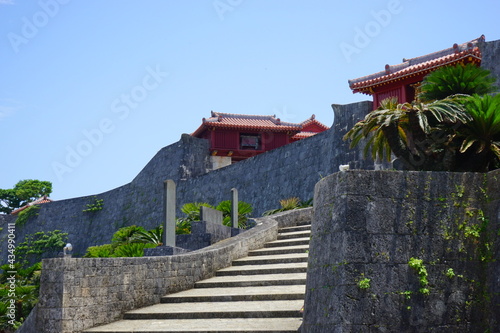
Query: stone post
[[231, 188, 238, 228], [163, 179, 176, 247]]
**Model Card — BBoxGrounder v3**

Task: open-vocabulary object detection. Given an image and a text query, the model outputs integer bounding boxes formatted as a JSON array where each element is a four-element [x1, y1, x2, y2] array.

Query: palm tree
[[216, 200, 253, 228], [134, 226, 164, 245], [419, 63, 497, 102], [344, 96, 469, 170]]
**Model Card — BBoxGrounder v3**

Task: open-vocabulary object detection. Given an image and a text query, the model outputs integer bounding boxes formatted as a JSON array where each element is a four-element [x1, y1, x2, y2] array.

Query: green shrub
[[263, 197, 313, 216], [112, 243, 156, 257], [216, 200, 253, 228], [83, 244, 115, 258], [15, 230, 68, 267], [134, 226, 163, 245], [15, 205, 40, 226], [0, 262, 42, 330], [111, 225, 146, 245], [82, 196, 104, 213]]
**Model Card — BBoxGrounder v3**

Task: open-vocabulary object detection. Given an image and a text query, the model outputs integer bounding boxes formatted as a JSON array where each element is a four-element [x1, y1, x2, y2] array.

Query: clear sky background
[[1, 0, 499, 201]]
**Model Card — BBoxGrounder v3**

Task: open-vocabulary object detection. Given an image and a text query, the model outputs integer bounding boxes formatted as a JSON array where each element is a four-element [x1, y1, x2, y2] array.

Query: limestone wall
[[302, 170, 500, 332], [0, 100, 373, 258], [480, 38, 500, 90]]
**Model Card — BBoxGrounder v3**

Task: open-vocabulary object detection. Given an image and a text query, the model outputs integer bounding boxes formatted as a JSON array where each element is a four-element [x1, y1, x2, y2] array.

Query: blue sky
[[1, 0, 499, 201]]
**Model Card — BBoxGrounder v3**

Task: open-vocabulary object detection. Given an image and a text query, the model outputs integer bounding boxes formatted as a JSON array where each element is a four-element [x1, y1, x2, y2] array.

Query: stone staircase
[[84, 221, 311, 333]]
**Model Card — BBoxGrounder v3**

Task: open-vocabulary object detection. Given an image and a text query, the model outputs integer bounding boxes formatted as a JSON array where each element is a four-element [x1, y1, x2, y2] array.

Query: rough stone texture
[[0, 101, 373, 259], [143, 246, 190, 256], [30, 208, 311, 333], [200, 206, 223, 225], [174, 222, 239, 251], [480, 39, 500, 90], [302, 170, 500, 333]]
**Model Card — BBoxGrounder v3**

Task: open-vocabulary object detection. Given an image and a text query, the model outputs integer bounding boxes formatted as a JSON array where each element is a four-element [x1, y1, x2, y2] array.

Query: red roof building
[[348, 35, 485, 108], [10, 195, 53, 215], [192, 111, 329, 163]]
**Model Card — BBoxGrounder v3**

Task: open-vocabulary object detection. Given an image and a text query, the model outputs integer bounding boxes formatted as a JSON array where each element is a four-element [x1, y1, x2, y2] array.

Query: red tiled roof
[[192, 111, 303, 137], [299, 114, 330, 132], [292, 132, 317, 140], [192, 112, 329, 139], [349, 35, 485, 94], [10, 195, 53, 215]]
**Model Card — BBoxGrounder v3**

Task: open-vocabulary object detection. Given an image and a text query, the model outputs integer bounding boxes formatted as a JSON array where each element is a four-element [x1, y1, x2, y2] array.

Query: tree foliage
[[0, 180, 52, 214], [0, 262, 41, 330], [419, 63, 497, 102], [344, 64, 500, 172], [15, 230, 68, 267]]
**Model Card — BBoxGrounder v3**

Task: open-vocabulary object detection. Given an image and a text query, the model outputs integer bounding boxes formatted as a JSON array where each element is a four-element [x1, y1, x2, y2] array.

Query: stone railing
[[20, 208, 312, 333]]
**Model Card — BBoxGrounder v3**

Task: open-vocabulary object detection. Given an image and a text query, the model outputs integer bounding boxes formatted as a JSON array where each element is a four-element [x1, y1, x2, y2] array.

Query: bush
[[83, 244, 115, 258], [263, 197, 313, 216], [15, 205, 40, 226], [112, 243, 156, 257]]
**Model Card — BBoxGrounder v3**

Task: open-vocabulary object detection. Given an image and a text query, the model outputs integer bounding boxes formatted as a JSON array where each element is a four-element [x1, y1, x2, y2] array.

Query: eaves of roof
[[348, 35, 485, 94]]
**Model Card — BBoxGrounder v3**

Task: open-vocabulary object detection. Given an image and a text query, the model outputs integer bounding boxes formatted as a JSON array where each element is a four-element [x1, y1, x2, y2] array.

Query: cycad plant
[[110, 225, 146, 245], [456, 94, 500, 171], [419, 63, 497, 102], [344, 95, 470, 171], [111, 242, 156, 257], [345, 63, 500, 172], [216, 200, 253, 228], [134, 226, 164, 245]]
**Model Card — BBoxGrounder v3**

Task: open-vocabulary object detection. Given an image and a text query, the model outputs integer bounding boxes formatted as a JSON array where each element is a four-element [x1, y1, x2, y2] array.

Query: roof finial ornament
[[453, 43, 459, 53], [385, 64, 390, 74], [211, 110, 216, 117], [311, 114, 315, 120]]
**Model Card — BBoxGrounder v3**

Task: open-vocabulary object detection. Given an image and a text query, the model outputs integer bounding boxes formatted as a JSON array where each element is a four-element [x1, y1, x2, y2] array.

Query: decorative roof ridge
[[299, 114, 330, 130], [348, 35, 485, 87], [206, 111, 301, 127], [211, 111, 276, 120]]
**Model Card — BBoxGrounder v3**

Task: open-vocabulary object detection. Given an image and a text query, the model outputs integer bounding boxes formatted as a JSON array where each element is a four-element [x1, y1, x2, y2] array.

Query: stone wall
[[0, 100, 373, 259], [22, 208, 312, 333], [480, 38, 500, 90], [301, 170, 500, 332]]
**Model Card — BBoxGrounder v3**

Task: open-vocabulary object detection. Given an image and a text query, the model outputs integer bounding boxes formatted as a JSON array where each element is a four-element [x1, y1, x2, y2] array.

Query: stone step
[[194, 272, 307, 288], [83, 222, 311, 333], [279, 224, 312, 233], [122, 300, 303, 319], [277, 230, 311, 240], [264, 237, 310, 248], [216, 262, 308, 276], [161, 285, 305, 303], [84, 317, 303, 332], [248, 244, 309, 256], [231, 253, 309, 266]]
